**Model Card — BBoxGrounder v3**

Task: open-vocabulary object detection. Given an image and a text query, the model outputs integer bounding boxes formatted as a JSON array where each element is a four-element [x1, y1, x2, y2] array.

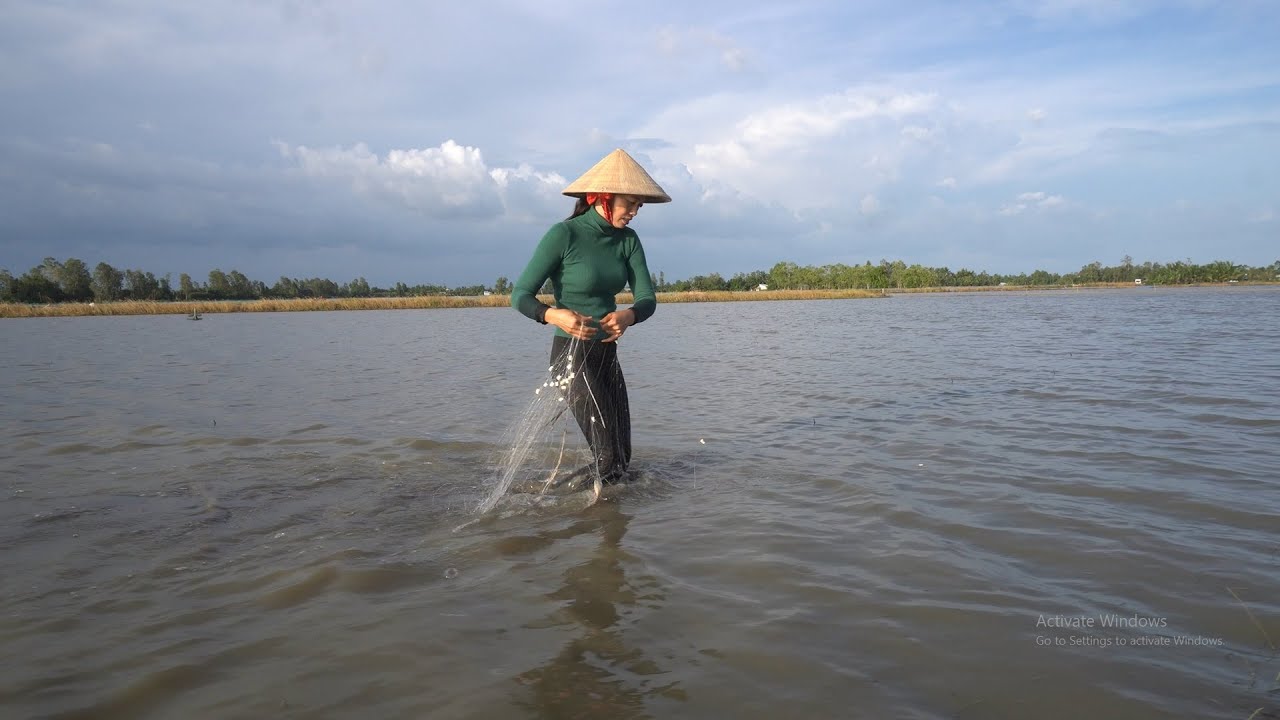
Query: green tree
[[1117, 255, 1135, 281], [689, 273, 727, 291], [1077, 261, 1104, 283], [0, 268, 12, 301], [92, 262, 124, 302], [272, 276, 299, 299], [40, 257, 63, 284], [227, 270, 254, 299], [493, 276, 510, 295], [862, 262, 888, 289], [1029, 269, 1060, 285], [727, 270, 768, 291], [58, 258, 94, 301], [178, 273, 196, 300], [125, 269, 164, 300], [1203, 260, 1237, 282], [207, 269, 230, 299], [769, 261, 799, 290], [846, 263, 868, 288], [891, 260, 908, 288], [898, 264, 938, 288], [12, 266, 65, 303], [302, 278, 340, 298], [348, 277, 372, 297]]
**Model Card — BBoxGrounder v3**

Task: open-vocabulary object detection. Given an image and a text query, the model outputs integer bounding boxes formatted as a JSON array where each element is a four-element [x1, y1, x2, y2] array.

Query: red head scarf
[[585, 193, 614, 224]]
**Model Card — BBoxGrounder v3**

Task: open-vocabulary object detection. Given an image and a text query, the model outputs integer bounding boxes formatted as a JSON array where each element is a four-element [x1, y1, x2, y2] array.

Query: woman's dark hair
[[567, 198, 592, 219]]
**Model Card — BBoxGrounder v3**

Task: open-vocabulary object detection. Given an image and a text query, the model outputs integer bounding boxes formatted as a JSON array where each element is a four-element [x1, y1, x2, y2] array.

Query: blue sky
[[1, 0, 1277, 286]]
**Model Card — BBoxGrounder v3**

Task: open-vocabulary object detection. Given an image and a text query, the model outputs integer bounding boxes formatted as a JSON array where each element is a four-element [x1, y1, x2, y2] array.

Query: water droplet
[[444, 567, 459, 579], [699, 439, 706, 444]]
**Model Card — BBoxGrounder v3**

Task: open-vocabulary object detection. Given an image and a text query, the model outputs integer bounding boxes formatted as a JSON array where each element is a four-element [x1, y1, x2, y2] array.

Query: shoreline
[[883, 281, 1279, 294], [0, 289, 882, 318], [1, 283, 1274, 318]]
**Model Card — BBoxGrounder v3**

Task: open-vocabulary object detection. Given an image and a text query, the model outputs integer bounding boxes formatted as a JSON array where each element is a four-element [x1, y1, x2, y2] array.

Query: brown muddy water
[[2, 287, 1278, 719]]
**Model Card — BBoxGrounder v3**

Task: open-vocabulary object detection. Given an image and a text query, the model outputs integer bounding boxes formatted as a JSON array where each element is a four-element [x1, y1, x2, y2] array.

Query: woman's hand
[[598, 309, 635, 343], [546, 308, 598, 340]]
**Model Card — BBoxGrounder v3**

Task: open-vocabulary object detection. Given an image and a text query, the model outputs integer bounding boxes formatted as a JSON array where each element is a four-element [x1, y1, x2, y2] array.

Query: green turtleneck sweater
[[511, 209, 657, 340]]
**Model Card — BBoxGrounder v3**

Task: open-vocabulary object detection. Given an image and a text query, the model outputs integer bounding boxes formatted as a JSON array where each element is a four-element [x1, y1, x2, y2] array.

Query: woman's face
[[606, 195, 644, 229]]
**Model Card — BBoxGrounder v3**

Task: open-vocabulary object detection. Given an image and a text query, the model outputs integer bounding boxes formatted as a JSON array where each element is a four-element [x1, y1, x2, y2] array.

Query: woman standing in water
[[511, 149, 669, 486]]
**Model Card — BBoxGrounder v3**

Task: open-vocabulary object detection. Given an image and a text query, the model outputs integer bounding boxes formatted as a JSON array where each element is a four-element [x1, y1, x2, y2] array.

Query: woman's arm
[[511, 224, 568, 323], [599, 234, 657, 343], [625, 236, 657, 324], [511, 225, 598, 340]]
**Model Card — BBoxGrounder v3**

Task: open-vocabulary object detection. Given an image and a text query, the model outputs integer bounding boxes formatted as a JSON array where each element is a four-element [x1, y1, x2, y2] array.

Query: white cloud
[[938, 177, 958, 188], [727, 91, 935, 151], [861, 194, 881, 216], [654, 88, 940, 208], [275, 139, 562, 220], [1001, 190, 1066, 215], [1028, 108, 1048, 123], [489, 164, 565, 189]]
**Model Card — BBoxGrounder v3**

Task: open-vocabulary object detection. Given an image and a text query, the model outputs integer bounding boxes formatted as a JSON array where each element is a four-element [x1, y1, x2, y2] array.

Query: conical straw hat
[[562, 148, 671, 203]]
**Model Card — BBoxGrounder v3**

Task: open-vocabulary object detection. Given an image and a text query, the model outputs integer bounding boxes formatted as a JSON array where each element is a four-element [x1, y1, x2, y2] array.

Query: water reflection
[[512, 503, 677, 719]]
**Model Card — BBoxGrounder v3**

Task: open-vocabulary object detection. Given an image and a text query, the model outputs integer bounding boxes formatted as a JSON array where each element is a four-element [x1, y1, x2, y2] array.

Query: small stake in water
[[695, 439, 705, 489]]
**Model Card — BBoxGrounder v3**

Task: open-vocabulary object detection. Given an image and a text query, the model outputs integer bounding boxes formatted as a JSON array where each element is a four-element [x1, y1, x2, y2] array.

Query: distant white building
[[756, 283, 768, 291], [1134, 278, 1143, 285]]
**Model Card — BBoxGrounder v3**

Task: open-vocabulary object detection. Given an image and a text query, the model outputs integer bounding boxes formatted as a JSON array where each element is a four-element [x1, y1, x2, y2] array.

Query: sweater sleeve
[[511, 223, 568, 323], [626, 234, 657, 324]]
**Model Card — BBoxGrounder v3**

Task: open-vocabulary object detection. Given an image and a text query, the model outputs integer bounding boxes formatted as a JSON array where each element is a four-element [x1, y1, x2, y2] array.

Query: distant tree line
[[2, 256, 1278, 304], [0, 258, 489, 304], [658, 256, 1280, 292]]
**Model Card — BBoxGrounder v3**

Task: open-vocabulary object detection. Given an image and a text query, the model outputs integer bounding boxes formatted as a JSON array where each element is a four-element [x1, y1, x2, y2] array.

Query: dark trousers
[[550, 335, 631, 483]]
